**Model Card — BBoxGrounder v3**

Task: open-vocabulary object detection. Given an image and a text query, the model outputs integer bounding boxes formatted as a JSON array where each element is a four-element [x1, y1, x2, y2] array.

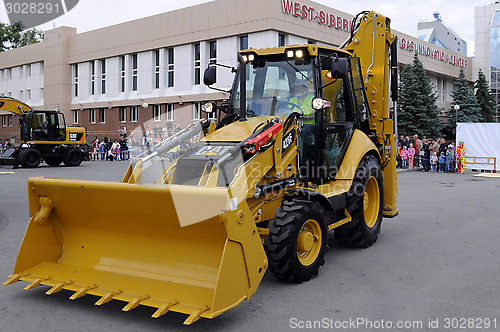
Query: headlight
[[312, 98, 331, 110], [202, 102, 214, 113]]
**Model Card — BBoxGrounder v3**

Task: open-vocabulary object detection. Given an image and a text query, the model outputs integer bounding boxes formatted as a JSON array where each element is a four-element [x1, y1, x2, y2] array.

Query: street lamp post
[[454, 104, 460, 124]]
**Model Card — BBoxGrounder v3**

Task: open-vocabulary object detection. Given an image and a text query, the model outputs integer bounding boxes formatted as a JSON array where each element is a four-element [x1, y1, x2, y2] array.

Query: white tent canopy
[[456, 123, 500, 172]]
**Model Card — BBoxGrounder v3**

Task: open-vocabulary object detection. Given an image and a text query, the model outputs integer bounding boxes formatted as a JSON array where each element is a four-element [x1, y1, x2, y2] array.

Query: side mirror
[[328, 57, 348, 79], [203, 66, 216, 86]]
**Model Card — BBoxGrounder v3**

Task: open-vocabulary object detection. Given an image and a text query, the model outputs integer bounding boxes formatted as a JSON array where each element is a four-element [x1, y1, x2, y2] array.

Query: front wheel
[[265, 199, 327, 283], [19, 148, 41, 168], [334, 155, 384, 248]]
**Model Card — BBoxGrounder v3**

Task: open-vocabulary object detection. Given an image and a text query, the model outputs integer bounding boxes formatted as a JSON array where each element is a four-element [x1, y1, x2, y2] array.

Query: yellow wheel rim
[[364, 176, 380, 228], [297, 219, 322, 266]]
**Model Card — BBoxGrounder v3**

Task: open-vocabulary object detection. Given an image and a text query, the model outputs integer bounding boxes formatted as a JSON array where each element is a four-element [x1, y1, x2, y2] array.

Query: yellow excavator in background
[[4, 11, 398, 324], [0, 96, 87, 168]]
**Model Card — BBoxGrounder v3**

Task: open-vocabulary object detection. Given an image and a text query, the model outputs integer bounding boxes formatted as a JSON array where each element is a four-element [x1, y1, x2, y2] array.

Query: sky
[[0, 0, 495, 57]]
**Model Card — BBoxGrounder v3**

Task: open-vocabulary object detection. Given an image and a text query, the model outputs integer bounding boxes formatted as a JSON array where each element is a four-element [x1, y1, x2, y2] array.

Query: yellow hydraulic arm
[[0, 96, 33, 115], [343, 11, 398, 217]]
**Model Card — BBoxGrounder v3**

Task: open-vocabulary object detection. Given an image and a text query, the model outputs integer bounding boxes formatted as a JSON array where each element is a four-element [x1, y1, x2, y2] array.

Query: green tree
[[397, 53, 441, 137], [443, 68, 482, 138], [474, 69, 496, 122], [0, 22, 43, 52]]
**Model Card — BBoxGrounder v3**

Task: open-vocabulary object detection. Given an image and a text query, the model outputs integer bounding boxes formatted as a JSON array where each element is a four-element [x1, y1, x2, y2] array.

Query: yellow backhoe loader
[[4, 11, 398, 324], [0, 96, 87, 168]]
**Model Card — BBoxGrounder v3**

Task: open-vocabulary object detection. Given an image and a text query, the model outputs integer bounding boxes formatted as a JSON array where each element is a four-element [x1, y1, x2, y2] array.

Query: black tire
[[334, 155, 384, 248], [44, 156, 63, 167], [64, 148, 83, 167], [265, 199, 328, 283], [19, 148, 41, 168]]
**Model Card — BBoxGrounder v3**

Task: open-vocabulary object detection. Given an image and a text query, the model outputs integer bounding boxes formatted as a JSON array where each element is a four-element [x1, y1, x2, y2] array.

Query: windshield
[[231, 59, 315, 118]]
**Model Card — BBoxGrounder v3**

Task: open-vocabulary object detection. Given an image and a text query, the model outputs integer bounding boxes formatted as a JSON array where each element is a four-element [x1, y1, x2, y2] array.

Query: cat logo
[[195, 145, 232, 157], [69, 133, 78, 141]]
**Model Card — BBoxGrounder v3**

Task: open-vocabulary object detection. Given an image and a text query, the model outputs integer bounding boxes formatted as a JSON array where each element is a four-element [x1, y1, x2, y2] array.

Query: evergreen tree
[[397, 53, 441, 137], [443, 68, 482, 138], [474, 69, 496, 122], [0, 22, 43, 52]]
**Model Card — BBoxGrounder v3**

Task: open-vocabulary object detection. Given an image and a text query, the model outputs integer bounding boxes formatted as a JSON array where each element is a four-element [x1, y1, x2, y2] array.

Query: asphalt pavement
[[1, 161, 499, 331]]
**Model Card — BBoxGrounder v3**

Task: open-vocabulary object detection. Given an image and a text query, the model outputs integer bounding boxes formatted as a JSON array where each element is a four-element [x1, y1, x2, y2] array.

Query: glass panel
[[231, 59, 315, 118], [349, 57, 370, 121]]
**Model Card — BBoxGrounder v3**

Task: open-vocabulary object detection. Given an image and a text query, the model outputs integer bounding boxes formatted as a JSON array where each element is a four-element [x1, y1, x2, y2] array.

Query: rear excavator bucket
[[5, 176, 268, 324]]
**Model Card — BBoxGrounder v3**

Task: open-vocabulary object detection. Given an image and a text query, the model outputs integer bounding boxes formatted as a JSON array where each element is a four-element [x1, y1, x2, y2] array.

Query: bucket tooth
[[95, 290, 122, 306], [69, 285, 98, 300], [122, 295, 150, 312], [46, 281, 73, 295], [24, 277, 51, 290], [151, 300, 179, 318], [3, 273, 30, 286], [183, 306, 209, 325]]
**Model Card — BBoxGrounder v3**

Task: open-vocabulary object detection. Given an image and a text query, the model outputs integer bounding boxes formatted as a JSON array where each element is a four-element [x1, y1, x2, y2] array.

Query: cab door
[[46, 112, 66, 141]]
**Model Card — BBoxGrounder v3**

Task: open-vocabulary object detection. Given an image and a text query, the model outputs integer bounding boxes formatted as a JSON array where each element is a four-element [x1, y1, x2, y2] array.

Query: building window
[[19, 90, 23, 100], [121, 56, 126, 92], [7, 68, 12, 79], [132, 54, 138, 91], [1, 116, 6, 127], [73, 110, 78, 124], [73, 64, 79, 97], [192, 102, 201, 120], [98, 108, 106, 123], [90, 60, 95, 95], [130, 106, 138, 122], [154, 50, 160, 89], [166, 104, 174, 121], [209, 40, 217, 81], [119, 107, 127, 122], [8, 115, 12, 126], [153, 104, 161, 121], [40, 88, 43, 99], [27, 89, 31, 100], [89, 109, 96, 124], [278, 33, 286, 47], [207, 109, 217, 120], [101, 59, 106, 94], [194, 43, 200, 85], [240, 35, 248, 50], [167, 48, 174, 88], [26, 64, 31, 76]]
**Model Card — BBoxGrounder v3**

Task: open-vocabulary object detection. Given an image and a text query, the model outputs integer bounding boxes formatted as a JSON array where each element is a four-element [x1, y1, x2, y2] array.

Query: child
[[400, 146, 408, 168], [430, 152, 438, 172], [407, 143, 415, 169], [445, 150, 452, 173], [438, 152, 445, 173]]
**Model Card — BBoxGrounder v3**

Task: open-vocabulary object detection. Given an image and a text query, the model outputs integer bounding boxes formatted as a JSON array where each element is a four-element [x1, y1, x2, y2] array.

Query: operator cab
[[208, 46, 372, 182], [20, 110, 66, 142]]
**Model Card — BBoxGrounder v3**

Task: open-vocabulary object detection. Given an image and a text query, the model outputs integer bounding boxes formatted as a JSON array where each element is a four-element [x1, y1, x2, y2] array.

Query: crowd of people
[[397, 135, 464, 173]]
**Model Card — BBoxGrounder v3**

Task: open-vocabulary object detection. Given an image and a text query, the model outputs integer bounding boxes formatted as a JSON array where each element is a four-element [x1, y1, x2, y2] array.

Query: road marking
[[473, 173, 500, 178], [0, 172, 15, 175]]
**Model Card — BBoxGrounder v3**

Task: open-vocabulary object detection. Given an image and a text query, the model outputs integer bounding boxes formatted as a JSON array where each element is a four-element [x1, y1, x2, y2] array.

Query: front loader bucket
[[5, 177, 268, 324]]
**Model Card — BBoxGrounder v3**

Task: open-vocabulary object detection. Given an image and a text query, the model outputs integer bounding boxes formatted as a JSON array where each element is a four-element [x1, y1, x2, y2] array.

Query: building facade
[[0, 0, 472, 143], [417, 12, 467, 56], [475, 2, 500, 122]]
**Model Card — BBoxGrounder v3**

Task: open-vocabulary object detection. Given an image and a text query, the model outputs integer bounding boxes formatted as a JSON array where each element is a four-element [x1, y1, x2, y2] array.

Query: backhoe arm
[[0, 96, 33, 115]]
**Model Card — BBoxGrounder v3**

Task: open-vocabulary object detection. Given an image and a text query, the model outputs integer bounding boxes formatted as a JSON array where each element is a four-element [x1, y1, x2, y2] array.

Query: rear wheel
[[45, 156, 63, 167], [265, 199, 327, 283], [334, 155, 384, 248], [19, 148, 41, 168], [64, 148, 83, 167]]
